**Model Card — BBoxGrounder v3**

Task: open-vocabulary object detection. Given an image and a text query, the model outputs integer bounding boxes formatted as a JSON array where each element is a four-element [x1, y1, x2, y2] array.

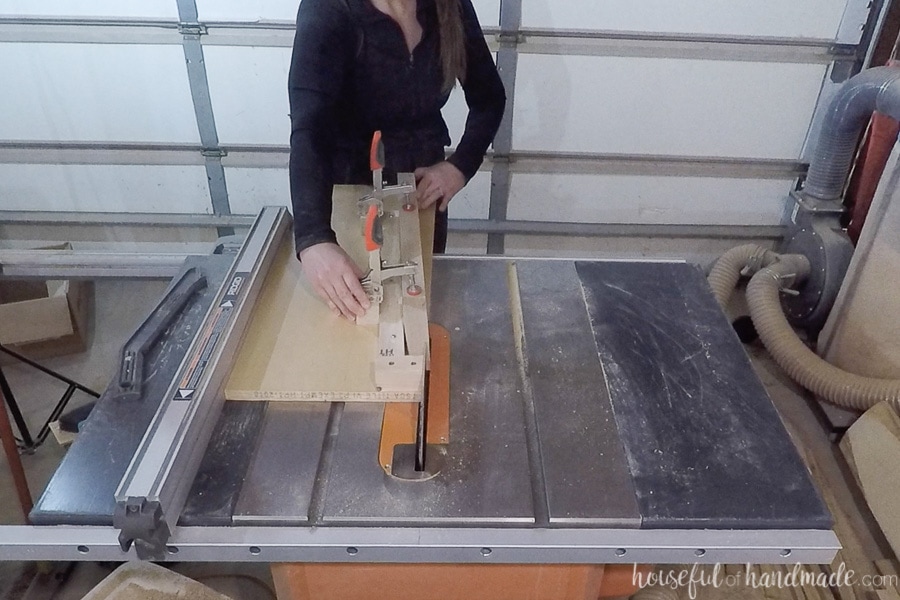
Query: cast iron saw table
[[1, 207, 836, 567]]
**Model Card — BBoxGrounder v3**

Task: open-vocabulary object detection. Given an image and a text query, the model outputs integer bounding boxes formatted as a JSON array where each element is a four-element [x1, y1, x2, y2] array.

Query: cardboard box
[[0, 278, 92, 359]]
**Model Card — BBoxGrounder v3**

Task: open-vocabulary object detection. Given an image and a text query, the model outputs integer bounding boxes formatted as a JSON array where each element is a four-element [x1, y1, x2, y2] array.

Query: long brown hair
[[435, 0, 466, 93]]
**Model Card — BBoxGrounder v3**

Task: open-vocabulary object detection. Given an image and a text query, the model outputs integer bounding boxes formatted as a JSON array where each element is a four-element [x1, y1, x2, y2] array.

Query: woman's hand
[[298, 242, 370, 320], [414, 161, 465, 212]]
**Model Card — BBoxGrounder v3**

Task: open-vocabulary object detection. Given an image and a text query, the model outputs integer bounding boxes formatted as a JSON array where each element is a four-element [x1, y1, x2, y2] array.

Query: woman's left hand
[[414, 161, 465, 212]]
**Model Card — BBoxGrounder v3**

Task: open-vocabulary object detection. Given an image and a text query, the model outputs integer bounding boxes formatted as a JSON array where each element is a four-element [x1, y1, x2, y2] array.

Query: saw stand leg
[[0, 345, 101, 451], [0, 367, 32, 522]]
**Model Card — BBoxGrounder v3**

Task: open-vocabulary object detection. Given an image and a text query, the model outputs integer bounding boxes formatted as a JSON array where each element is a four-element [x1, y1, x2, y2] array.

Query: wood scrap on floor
[[81, 562, 231, 600]]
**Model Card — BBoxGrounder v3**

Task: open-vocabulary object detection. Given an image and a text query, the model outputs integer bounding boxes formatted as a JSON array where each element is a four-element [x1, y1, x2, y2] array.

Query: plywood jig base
[[225, 185, 435, 403]]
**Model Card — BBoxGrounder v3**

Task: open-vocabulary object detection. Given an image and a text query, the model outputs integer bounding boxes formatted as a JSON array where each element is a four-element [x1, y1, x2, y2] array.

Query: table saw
[[0, 199, 837, 591]]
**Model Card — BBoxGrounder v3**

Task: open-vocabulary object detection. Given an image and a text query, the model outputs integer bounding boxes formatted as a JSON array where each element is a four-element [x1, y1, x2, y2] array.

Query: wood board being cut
[[225, 185, 434, 403]]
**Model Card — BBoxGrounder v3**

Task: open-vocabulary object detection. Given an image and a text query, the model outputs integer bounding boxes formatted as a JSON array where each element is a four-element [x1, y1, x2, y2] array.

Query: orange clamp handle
[[369, 130, 384, 171], [364, 204, 381, 251]]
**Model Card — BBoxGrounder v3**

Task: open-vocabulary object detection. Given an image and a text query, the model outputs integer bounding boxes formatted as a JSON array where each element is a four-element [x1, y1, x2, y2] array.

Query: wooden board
[[0, 280, 74, 345], [398, 174, 430, 362], [378, 324, 451, 473], [419, 203, 435, 303], [225, 185, 432, 403], [821, 145, 900, 379], [841, 402, 900, 560]]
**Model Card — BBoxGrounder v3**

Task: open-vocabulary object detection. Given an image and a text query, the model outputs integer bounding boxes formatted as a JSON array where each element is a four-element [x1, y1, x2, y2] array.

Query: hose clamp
[[740, 247, 772, 277]]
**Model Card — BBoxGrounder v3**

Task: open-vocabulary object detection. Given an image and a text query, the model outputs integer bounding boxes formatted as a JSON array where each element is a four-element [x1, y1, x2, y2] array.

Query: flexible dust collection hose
[[708, 244, 900, 411], [708, 246, 900, 411], [804, 66, 900, 202], [706, 244, 779, 307], [745, 256, 900, 411]]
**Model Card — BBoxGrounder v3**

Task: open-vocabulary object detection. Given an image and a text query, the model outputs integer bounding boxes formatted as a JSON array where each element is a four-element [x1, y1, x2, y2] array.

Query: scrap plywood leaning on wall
[[840, 402, 900, 561], [225, 183, 435, 402]]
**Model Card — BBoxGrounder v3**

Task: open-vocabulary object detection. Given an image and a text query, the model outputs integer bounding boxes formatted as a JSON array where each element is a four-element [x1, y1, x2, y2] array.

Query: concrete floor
[[0, 275, 863, 600]]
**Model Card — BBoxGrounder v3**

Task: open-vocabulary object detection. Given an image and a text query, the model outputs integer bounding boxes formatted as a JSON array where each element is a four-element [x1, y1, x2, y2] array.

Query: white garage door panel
[[227, 168, 291, 215], [443, 85, 469, 145], [0, 165, 211, 213], [447, 233, 489, 254], [207, 48, 487, 147], [196, 0, 299, 22], [508, 174, 792, 226], [513, 55, 826, 159], [442, 52, 500, 144], [205, 46, 292, 146], [196, 0, 498, 28], [471, 0, 501, 27], [0, 44, 198, 143], [451, 171, 492, 219], [521, 0, 847, 39], [0, 0, 177, 19]]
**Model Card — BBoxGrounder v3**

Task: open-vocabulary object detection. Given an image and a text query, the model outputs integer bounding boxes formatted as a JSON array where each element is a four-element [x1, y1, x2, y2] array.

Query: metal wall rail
[[506, 152, 807, 178], [0, 210, 783, 242], [450, 220, 785, 240], [0, 142, 808, 179], [0, 249, 189, 279], [0, 16, 853, 63], [0, 18, 180, 44], [0, 210, 254, 228], [516, 29, 848, 63]]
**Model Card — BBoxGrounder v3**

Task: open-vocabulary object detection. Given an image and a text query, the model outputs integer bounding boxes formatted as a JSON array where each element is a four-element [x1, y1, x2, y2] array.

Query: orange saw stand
[[271, 562, 649, 600]]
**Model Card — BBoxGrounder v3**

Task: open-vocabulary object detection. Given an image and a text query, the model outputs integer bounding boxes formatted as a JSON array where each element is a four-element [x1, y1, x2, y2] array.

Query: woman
[[288, 0, 505, 319]]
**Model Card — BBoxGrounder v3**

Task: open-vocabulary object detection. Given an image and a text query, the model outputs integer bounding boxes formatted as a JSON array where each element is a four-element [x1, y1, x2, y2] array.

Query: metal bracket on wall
[[177, 22, 208, 37], [788, 190, 845, 215], [828, 43, 863, 83], [200, 148, 228, 159]]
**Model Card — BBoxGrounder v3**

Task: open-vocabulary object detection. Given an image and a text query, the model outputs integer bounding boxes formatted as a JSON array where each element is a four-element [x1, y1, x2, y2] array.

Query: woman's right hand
[[298, 242, 371, 320]]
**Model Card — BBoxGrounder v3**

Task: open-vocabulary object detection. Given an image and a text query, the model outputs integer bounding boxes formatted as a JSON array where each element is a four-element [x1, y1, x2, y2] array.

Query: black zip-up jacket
[[288, 0, 506, 255]]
